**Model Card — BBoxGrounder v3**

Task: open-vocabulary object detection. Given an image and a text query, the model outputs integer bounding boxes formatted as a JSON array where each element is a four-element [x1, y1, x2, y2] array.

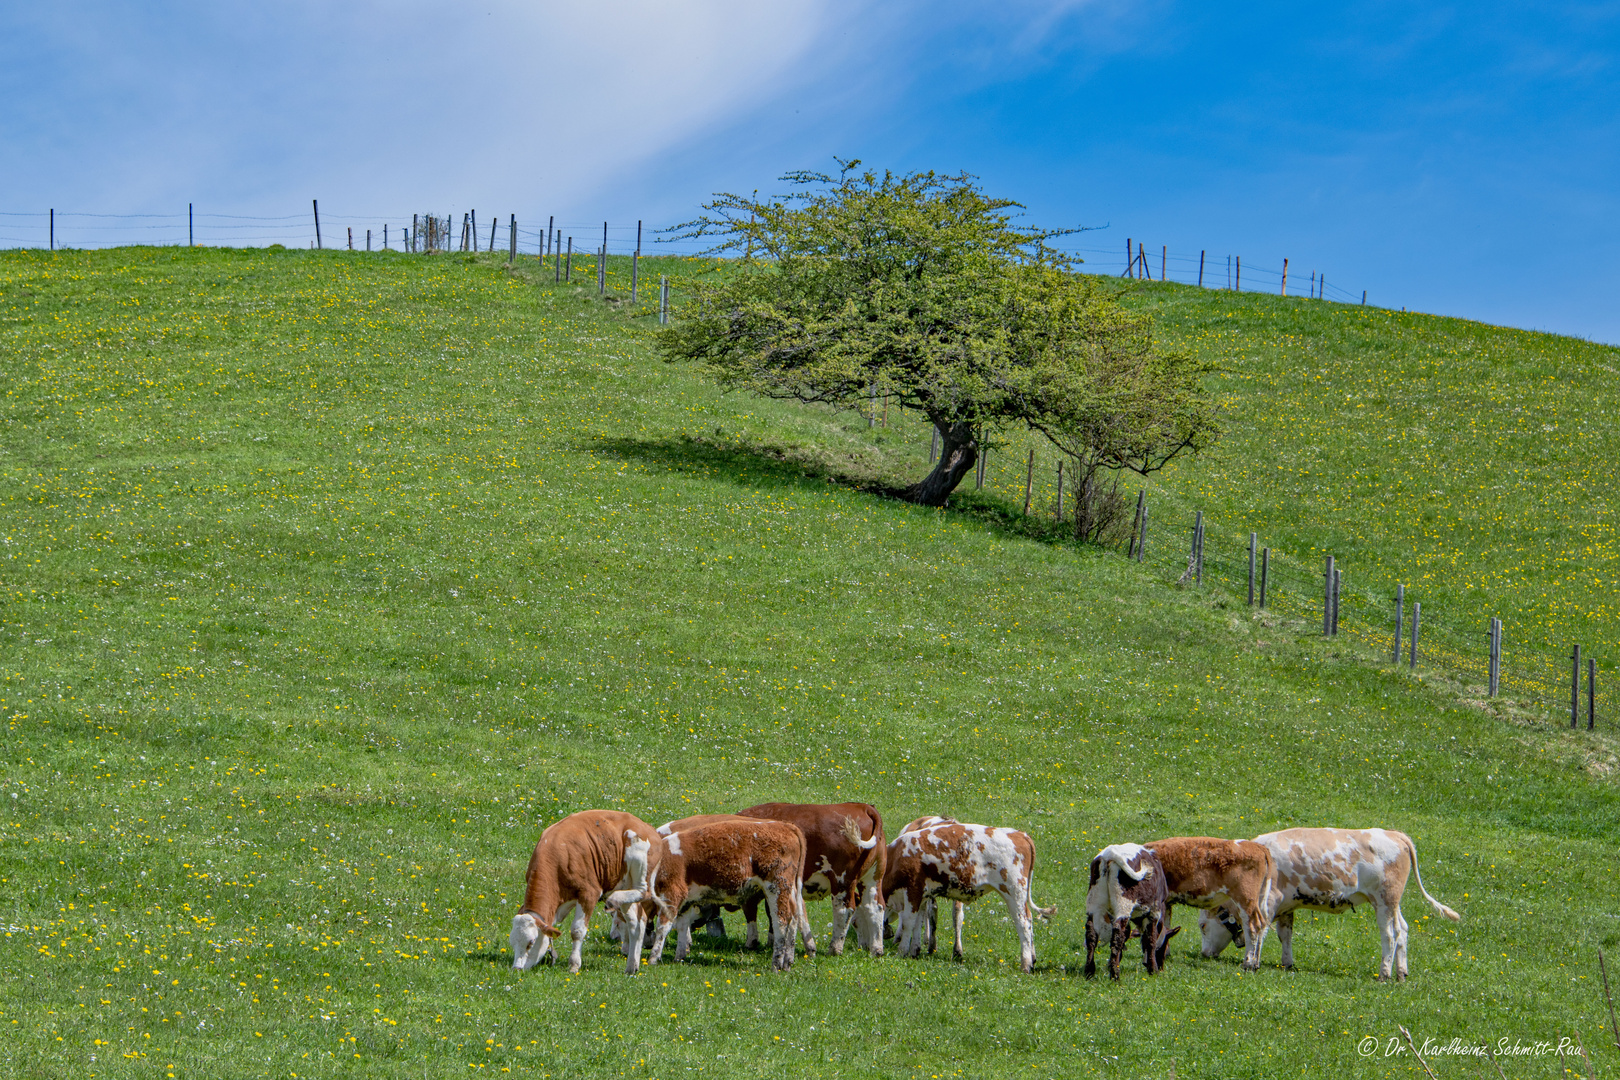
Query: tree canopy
[[657, 163, 1219, 509]]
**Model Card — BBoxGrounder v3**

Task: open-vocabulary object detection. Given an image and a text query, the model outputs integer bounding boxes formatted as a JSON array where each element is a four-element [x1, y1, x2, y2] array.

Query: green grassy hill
[[2, 247, 1617, 1079]]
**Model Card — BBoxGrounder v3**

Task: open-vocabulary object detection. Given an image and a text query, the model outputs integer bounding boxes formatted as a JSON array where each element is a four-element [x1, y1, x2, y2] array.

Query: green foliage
[[658, 165, 1220, 503]]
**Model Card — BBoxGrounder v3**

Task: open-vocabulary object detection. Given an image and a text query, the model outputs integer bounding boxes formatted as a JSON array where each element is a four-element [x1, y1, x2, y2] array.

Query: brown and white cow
[[1144, 836, 1276, 972], [882, 820, 1054, 972], [1084, 843, 1178, 980], [509, 810, 667, 975], [644, 815, 814, 971], [737, 802, 887, 956], [886, 816, 961, 955], [1197, 828, 1460, 980]]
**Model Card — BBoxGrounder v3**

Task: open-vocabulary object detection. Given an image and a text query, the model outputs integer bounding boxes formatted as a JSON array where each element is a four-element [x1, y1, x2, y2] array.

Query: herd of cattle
[[508, 802, 1460, 982]]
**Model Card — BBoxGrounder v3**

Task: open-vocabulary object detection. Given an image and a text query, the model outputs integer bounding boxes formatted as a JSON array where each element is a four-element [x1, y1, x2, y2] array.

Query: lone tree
[[657, 163, 1219, 510]]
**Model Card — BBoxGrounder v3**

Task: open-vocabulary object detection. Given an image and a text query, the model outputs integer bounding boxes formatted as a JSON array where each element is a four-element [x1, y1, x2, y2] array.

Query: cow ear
[[1163, 925, 1182, 940]]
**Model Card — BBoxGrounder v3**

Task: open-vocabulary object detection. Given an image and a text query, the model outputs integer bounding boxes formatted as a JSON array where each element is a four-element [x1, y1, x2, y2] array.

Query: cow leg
[[829, 893, 855, 952], [566, 901, 591, 974], [762, 881, 795, 971], [1373, 899, 1402, 981], [622, 903, 647, 975], [1274, 911, 1296, 971], [923, 897, 937, 955], [795, 882, 817, 959], [858, 882, 886, 957], [1084, 919, 1100, 978], [898, 895, 926, 959], [743, 895, 762, 950], [1142, 915, 1165, 974], [1240, 900, 1270, 972], [953, 901, 968, 963], [674, 906, 705, 962], [1107, 917, 1129, 980], [1394, 905, 1410, 981], [1005, 887, 1034, 973], [648, 905, 677, 965]]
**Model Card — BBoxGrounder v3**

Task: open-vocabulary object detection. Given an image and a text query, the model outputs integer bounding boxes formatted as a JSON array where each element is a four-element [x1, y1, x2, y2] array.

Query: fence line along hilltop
[[0, 204, 716, 258]]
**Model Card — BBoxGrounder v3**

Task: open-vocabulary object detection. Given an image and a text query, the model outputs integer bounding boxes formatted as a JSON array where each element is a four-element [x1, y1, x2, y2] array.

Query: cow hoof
[[953, 949, 964, 962], [1282, 964, 1296, 972]]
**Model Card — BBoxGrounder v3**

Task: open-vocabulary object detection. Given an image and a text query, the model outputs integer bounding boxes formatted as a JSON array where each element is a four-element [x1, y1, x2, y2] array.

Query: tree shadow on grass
[[587, 431, 1124, 556]]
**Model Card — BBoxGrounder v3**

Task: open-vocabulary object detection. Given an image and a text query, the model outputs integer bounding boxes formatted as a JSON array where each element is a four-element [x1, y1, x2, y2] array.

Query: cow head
[[1197, 906, 1245, 957], [510, 912, 551, 970]]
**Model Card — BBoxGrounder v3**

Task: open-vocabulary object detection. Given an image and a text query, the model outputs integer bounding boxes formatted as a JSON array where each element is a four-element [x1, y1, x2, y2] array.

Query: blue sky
[[3, 1, 1617, 341]]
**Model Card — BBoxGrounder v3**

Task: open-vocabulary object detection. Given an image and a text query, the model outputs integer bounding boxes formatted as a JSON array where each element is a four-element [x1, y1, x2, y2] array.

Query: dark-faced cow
[[1145, 836, 1276, 972], [1197, 827, 1460, 980], [737, 802, 887, 956], [882, 820, 1054, 972], [509, 810, 667, 975], [645, 815, 814, 971], [1084, 843, 1177, 980]]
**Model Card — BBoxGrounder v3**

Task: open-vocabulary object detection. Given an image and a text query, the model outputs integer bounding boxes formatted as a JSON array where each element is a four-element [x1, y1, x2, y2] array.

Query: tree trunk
[[904, 422, 977, 506]]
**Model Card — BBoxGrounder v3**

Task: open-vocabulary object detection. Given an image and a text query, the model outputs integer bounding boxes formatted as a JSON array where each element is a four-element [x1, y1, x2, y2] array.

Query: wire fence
[[0, 206, 719, 257], [960, 431, 1610, 730], [1053, 239, 1370, 306]]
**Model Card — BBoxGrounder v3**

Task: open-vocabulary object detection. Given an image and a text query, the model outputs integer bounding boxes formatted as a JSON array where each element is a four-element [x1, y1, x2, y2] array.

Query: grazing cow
[[1197, 828, 1460, 980], [737, 802, 887, 956], [882, 820, 1054, 972], [509, 810, 667, 975], [1084, 843, 1177, 979], [885, 816, 961, 954], [644, 815, 814, 971], [1145, 836, 1276, 972]]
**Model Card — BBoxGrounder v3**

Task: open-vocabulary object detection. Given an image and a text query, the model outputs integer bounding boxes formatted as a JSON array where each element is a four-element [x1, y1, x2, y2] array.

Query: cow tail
[[1106, 852, 1129, 922], [1402, 834, 1461, 921], [841, 815, 879, 850]]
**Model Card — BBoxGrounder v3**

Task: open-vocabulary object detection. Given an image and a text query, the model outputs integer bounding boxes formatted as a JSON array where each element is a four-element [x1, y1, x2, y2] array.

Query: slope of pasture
[[1, 246, 1617, 1080], [1113, 281, 1620, 704]]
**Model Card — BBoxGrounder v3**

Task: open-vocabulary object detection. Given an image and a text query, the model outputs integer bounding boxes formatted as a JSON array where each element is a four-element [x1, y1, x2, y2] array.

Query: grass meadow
[[2, 246, 1619, 1079]]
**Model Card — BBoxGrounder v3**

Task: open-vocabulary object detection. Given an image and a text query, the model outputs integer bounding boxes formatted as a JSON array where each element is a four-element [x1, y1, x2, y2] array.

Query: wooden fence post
[[1191, 510, 1203, 585], [1023, 448, 1034, 515], [1259, 547, 1269, 608], [312, 200, 321, 249], [490, 216, 497, 251], [658, 275, 669, 325], [1281, 258, 1288, 296], [412, 214, 418, 253], [1137, 500, 1148, 562], [1199, 250, 1206, 288], [1127, 488, 1143, 557], [1321, 274, 1326, 300], [1235, 256, 1241, 292], [366, 228, 371, 252], [509, 215, 517, 262], [189, 203, 193, 247], [1248, 532, 1256, 604], [976, 445, 986, 490], [1409, 603, 1420, 669], [1488, 617, 1501, 696], [471, 210, 478, 251], [347, 227, 353, 251], [1332, 568, 1341, 635], [1323, 556, 1335, 635], [1362, 290, 1367, 305], [1590, 657, 1597, 730], [565, 237, 572, 281], [1161, 245, 1166, 281], [1393, 584, 1404, 663], [632, 220, 641, 302], [1125, 238, 1133, 278], [1055, 461, 1065, 522], [1573, 645, 1582, 729]]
